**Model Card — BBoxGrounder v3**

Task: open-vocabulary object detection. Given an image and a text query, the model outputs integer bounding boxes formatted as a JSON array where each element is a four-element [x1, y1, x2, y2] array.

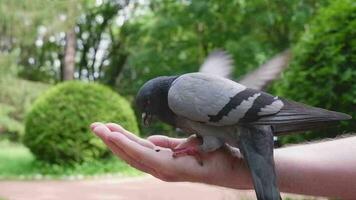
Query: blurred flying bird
[[135, 51, 351, 200]]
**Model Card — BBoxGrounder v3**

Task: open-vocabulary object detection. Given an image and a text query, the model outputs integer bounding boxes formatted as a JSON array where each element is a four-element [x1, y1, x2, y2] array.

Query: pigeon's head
[[136, 76, 177, 126]]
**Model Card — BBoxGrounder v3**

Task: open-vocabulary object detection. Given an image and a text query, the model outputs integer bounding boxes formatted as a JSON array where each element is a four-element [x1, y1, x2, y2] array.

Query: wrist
[[229, 159, 254, 189], [206, 158, 254, 190]]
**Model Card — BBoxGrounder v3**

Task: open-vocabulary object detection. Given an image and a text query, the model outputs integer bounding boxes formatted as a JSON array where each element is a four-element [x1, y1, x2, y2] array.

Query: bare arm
[[192, 136, 356, 199], [91, 122, 356, 199], [275, 137, 356, 198]]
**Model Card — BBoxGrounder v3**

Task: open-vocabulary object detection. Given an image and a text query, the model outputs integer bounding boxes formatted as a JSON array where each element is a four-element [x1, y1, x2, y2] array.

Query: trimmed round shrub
[[24, 81, 139, 164], [270, 0, 356, 143]]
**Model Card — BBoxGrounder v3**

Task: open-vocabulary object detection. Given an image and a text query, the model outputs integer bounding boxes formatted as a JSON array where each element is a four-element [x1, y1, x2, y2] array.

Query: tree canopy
[[270, 0, 356, 143], [2, 0, 353, 140], [1, 0, 324, 89]]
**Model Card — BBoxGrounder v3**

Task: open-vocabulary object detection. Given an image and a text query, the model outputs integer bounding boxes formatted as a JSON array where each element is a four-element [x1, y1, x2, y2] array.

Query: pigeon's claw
[[172, 146, 203, 166], [172, 146, 199, 157]]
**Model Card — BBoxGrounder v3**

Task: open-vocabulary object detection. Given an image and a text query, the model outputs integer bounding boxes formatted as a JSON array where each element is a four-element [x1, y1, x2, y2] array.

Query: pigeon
[[135, 51, 352, 200]]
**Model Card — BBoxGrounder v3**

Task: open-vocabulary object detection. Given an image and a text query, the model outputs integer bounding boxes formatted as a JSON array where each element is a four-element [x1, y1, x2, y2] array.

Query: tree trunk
[[62, 28, 76, 81]]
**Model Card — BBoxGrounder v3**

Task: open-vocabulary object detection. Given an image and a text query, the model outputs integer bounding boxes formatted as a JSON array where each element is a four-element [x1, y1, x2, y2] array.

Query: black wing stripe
[[208, 88, 257, 122], [240, 92, 276, 122]]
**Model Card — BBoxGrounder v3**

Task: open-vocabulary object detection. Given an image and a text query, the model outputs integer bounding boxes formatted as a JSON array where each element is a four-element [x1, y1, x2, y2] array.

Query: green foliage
[[23, 81, 139, 164], [0, 78, 49, 119], [0, 59, 49, 141], [15, 1, 323, 87], [0, 103, 23, 141], [119, 0, 323, 96], [270, 0, 356, 143], [0, 141, 141, 179], [1, 0, 328, 138], [0, 0, 81, 48], [0, 50, 20, 77], [116, 0, 322, 136], [18, 0, 130, 84]]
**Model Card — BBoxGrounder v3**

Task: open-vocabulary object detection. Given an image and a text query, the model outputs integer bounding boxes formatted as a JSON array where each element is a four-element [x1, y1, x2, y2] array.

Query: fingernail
[[90, 122, 102, 130], [93, 125, 107, 138]]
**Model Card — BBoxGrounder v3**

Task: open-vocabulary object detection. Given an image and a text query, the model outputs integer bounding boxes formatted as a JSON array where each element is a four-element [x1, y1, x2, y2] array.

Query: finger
[[92, 125, 157, 175], [107, 131, 201, 181], [90, 122, 104, 131], [92, 124, 111, 140], [106, 123, 155, 149], [106, 131, 171, 168], [102, 127, 205, 179], [93, 125, 129, 160], [106, 139, 157, 175], [147, 135, 186, 149]]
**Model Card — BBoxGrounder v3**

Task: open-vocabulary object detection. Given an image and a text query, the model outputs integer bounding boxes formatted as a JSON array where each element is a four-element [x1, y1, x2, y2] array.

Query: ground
[[0, 176, 326, 200]]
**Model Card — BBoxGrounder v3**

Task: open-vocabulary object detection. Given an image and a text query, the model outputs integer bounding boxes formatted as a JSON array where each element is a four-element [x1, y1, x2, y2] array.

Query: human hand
[[90, 122, 252, 189]]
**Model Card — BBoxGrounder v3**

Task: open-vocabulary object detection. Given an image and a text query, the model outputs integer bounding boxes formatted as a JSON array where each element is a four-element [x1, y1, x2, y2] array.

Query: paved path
[[0, 176, 325, 200]]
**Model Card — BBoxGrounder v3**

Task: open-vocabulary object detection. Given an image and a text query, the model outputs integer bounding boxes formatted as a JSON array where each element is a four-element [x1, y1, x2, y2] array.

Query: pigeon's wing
[[168, 73, 351, 131], [252, 99, 352, 135], [238, 50, 291, 90], [199, 50, 233, 78], [168, 73, 283, 126]]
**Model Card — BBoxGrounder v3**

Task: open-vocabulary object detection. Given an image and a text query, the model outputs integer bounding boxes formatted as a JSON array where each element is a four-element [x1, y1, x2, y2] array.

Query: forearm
[[275, 136, 356, 198], [220, 136, 356, 199]]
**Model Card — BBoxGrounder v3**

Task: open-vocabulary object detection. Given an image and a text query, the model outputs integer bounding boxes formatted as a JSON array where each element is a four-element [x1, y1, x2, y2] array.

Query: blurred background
[[0, 0, 354, 199]]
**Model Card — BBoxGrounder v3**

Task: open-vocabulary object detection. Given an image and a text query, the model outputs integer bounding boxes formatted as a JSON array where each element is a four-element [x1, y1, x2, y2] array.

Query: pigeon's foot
[[223, 144, 244, 170], [224, 144, 243, 159], [172, 146, 199, 157], [172, 135, 204, 166], [172, 146, 203, 166]]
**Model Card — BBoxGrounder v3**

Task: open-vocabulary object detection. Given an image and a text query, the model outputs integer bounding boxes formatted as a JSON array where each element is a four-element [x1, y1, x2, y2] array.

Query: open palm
[[90, 122, 251, 188]]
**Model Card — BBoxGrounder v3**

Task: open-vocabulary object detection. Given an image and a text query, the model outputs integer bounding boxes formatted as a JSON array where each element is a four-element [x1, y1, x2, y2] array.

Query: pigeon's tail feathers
[[252, 173, 282, 200], [252, 99, 352, 135], [272, 121, 338, 134], [238, 126, 281, 200]]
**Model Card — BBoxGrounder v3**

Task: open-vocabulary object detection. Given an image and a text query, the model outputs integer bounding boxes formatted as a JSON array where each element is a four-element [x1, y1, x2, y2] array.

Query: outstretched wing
[[168, 73, 283, 126], [238, 50, 291, 90], [199, 50, 233, 78]]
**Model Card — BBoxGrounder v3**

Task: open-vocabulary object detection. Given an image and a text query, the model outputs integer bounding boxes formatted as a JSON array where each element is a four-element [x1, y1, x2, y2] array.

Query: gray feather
[[168, 73, 284, 126], [168, 73, 246, 123], [252, 99, 352, 135], [237, 126, 281, 200], [199, 50, 233, 78], [239, 50, 291, 90]]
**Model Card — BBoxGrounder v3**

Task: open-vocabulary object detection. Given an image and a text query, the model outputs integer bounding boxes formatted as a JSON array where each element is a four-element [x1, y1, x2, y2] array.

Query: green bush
[[270, 0, 356, 143], [23, 81, 139, 164]]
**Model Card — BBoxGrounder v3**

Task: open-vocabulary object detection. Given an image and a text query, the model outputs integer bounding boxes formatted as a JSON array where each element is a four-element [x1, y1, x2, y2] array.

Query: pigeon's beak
[[142, 112, 152, 126]]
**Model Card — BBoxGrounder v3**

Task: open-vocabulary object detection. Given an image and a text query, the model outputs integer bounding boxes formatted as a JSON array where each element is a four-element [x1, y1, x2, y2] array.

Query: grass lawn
[[0, 140, 142, 180]]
